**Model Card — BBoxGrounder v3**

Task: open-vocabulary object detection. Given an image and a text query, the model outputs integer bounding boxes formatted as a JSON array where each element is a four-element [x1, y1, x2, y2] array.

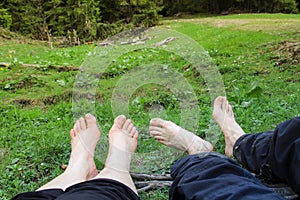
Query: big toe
[[150, 118, 165, 127], [214, 96, 226, 108], [85, 113, 97, 126], [114, 115, 127, 128]]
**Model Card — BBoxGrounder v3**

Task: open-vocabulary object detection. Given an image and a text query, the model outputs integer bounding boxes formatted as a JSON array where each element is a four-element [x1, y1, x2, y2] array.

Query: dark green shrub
[[277, 0, 299, 13], [96, 20, 133, 40], [133, 9, 160, 27], [0, 8, 12, 29]]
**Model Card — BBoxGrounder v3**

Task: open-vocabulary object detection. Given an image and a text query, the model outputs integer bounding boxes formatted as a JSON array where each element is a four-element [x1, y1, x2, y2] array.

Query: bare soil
[[175, 18, 300, 34]]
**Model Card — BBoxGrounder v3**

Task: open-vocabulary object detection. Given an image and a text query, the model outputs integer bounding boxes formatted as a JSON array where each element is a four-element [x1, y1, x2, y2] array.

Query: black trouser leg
[[169, 152, 285, 200], [233, 117, 300, 195]]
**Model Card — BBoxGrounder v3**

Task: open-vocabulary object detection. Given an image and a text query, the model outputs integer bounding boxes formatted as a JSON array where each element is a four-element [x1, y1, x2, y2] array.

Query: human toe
[[129, 126, 137, 137], [150, 118, 165, 127], [133, 130, 138, 139], [123, 119, 132, 130], [85, 113, 97, 126], [70, 129, 76, 138], [114, 115, 127, 128], [74, 119, 82, 132], [79, 117, 87, 130], [214, 96, 225, 107], [150, 130, 161, 136]]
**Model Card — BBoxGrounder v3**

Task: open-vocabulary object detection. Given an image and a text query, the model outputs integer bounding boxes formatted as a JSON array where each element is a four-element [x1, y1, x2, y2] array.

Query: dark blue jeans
[[170, 117, 300, 200]]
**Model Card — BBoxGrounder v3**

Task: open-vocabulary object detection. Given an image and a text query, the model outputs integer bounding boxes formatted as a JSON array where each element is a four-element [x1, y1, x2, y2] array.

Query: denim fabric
[[170, 152, 286, 200], [234, 117, 300, 195]]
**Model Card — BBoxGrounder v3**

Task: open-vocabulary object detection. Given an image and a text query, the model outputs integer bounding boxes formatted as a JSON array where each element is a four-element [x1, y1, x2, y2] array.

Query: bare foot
[[149, 118, 213, 155], [36, 114, 100, 191], [67, 113, 100, 179], [104, 115, 138, 172], [212, 96, 245, 157], [95, 115, 138, 194]]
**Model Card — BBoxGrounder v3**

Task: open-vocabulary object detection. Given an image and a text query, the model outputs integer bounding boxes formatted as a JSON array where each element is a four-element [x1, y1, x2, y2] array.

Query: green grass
[[1, 13, 300, 199], [169, 13, 300, 20], [219, 13, 300, 19]]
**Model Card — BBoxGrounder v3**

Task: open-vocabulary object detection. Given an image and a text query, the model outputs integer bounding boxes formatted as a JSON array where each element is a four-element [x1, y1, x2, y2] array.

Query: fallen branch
[[131, 172, 172, 180], [131, 173, 173, 192], [154, 37, 176, 47], [135, 181, 173, 192]]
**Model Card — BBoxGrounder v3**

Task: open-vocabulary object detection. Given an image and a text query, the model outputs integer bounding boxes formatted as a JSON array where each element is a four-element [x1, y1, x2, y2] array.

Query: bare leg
[[149, 118, 213, 155], [94, 115, 138, 194], [37, 114, 100, 191], [212, 96, 245, 157]]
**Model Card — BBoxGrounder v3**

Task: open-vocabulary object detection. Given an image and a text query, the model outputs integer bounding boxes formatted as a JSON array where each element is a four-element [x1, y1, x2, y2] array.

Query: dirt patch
[[1, 75, 45, 91], [211, 19, 251, 27], [272, 41, 300, 66], [232, 19, 300, 33], [8, 90, 73, 107], [175, 18, 300, 33], [264, 40, 300, 82], [272, 41, 300, 83]]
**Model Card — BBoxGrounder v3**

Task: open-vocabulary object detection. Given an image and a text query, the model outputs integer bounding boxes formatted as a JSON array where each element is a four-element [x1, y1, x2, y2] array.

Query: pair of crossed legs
[[13, 96, 300, 199]]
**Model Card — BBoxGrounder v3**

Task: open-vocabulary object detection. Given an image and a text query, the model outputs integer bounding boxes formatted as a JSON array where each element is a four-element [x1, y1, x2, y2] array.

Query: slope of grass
[[0, 13, 299, 199]]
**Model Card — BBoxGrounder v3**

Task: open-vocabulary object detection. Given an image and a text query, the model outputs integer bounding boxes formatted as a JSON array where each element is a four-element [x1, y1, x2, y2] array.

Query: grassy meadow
[[0, 14, 300, 199]]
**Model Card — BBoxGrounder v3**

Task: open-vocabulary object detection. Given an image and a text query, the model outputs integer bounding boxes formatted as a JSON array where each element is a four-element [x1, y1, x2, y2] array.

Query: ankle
[[187, 137, 213, 155], [104, 165, 130, 174], [105, 148, 132, 173], [64, 167, 89, 180]]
